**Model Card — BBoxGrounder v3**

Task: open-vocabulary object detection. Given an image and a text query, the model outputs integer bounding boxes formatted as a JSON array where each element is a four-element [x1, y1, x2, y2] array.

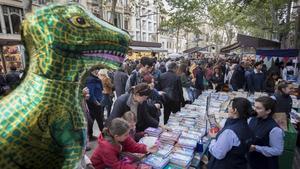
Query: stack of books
[[169, 153, 193, 168], [145, 127, 163, 137], [139, 136, 158, 149], [159, 132, 180, 145], [177, 137, 197, 150], [142, 154, 169, 169], [180, 131, 201, 142], [155, 144, 174, 158], [172, 147, 194, 157]]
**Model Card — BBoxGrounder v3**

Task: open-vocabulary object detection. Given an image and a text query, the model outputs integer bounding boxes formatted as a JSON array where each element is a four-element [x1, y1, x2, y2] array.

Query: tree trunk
[[176, 27, 180, 53], [98, 0, 104, 19], [186, 32, 189, 50], [296, 5, 300, 50], [281, 0, 292, 49], [23, 0, 32, 15]]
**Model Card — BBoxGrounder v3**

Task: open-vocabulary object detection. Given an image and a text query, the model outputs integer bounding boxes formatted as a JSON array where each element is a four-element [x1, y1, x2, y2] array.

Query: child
[[91, 118, 158, 169], [122, 111, 137, 139]]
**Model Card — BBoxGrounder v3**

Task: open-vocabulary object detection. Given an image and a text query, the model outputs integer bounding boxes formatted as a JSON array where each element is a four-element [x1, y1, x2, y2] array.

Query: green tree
[[160, 0, 204, 52]]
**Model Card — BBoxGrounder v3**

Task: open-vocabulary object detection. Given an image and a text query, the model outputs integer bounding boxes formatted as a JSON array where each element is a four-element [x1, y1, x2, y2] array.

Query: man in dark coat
[[6, 65, 21, 88], [230, 62, 246, 91], [0, 67, 7, 96], [106, 84, 159, 132], [157, 62, 184, 124], [246, 61, 265, 93], [113, 63, 128, 97], [86, 70, 104, 139]]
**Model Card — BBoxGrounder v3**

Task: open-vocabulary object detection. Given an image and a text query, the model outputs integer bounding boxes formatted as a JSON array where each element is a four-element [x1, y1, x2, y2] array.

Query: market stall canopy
[[168, 53, 183, 59], [220, 34, 281, 53], [129, 40, 167, 53], [256, 49, 299, 57], [183, 46, 210, 54], [0, 34, 21, 46]]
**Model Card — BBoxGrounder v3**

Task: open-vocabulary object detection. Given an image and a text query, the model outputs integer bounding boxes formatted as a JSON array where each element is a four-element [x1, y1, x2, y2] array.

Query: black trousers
[[86, 101, 104, 137], [163, 100, 181, 124]]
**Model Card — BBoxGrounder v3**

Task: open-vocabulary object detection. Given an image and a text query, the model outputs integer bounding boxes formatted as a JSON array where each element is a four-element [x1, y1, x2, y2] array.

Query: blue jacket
[[86, 74, 103, 105], [246, 70, 265, 93]]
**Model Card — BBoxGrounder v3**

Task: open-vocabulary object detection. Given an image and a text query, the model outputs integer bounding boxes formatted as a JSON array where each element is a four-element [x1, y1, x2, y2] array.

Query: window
[[32, 0, 48, 5], [107, 11, 123, 28], [2, 6, 23, 34], [142, 20, 146, 30], [148, 22, 152, 31], [153, 14, 157, 22], [136, 19, 140, 29], [68, 0, 79, 3], [124, 20, 128, 30], [148, 10, 151, 19], [142, 8, 146, 15], [154, 23, 157, 31], [143, 32, 146, 41], [136, 31, 140, 41]]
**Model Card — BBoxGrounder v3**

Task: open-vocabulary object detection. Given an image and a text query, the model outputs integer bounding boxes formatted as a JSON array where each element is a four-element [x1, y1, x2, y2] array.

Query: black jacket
[[113, 70, 128, 97], [230, 65, 245, 90], [157, 70, 184, 103], [6, 70, 20, 88], [273, 92, 292, 118], [106, 93, 159, 132]]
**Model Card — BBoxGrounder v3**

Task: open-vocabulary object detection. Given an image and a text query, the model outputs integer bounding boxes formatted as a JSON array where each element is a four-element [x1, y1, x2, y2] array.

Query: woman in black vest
[[208, 97, 254, 169], [248, 96, 284, 169]]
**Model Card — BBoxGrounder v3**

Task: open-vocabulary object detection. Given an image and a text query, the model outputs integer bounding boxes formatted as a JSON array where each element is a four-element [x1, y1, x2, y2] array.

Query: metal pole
[[139, 4, 142, 41]]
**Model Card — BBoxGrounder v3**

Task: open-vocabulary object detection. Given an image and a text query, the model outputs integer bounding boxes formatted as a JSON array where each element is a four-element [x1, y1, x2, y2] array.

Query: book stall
[[121, 90, 299, 169]]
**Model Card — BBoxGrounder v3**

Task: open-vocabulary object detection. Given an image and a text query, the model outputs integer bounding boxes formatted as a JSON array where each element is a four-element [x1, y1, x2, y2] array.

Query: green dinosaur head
[[22, 4, 130, 81]]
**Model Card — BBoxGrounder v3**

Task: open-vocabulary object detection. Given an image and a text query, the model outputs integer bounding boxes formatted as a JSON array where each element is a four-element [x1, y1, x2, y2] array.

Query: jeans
[[86, 101, 104, 137], [102, 94, 113, 118]]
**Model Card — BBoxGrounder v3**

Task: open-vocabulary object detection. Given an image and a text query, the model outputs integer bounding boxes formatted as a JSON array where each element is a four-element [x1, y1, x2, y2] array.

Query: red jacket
[[91, 133, 147, 169]]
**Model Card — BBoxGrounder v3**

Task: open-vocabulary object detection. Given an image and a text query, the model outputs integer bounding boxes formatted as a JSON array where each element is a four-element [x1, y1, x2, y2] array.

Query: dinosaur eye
[[69, 16, 91, 28]]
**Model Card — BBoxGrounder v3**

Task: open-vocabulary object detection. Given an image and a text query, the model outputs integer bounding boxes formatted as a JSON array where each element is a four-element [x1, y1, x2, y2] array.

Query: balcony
[[88, 0, 99, 6], [124, 5, 131, 15]]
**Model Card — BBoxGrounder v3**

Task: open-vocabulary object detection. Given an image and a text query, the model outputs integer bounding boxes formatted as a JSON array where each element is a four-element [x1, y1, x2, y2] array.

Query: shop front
[[127, 41, 167, 60], [0, 34, 24, 74]]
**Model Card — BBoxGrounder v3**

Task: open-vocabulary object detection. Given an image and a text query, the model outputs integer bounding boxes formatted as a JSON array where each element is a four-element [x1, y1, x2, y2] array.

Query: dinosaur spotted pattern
[[0, 4, 130, 169]]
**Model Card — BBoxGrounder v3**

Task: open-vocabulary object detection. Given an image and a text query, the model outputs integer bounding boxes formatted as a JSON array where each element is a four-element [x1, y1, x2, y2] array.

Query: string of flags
[[255, 49, 299, 63]]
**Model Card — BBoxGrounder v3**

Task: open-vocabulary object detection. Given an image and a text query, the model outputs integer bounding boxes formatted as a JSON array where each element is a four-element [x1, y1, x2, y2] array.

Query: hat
[[98, 69, 108, 77]]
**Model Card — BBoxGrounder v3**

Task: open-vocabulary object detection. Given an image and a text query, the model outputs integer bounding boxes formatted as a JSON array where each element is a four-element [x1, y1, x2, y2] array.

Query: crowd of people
[[0, 65, 22, 96], [1, 56, 298, 169], [77, 55, 298, 169]]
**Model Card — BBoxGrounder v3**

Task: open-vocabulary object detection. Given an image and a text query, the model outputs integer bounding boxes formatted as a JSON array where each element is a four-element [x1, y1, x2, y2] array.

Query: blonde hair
[[122, 111, 137, 123]]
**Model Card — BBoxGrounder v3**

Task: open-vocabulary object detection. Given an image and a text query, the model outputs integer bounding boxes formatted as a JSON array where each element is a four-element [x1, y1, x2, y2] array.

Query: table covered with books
[[124, 90, 299, 169], [129, 91, 223, 169]]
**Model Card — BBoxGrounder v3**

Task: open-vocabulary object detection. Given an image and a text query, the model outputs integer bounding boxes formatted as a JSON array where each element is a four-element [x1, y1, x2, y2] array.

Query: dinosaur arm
[[50, 110, 85, 169]]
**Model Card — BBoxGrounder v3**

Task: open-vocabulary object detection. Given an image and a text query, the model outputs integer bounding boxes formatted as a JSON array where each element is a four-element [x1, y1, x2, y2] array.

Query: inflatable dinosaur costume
[[0, 4, 130, 169]]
